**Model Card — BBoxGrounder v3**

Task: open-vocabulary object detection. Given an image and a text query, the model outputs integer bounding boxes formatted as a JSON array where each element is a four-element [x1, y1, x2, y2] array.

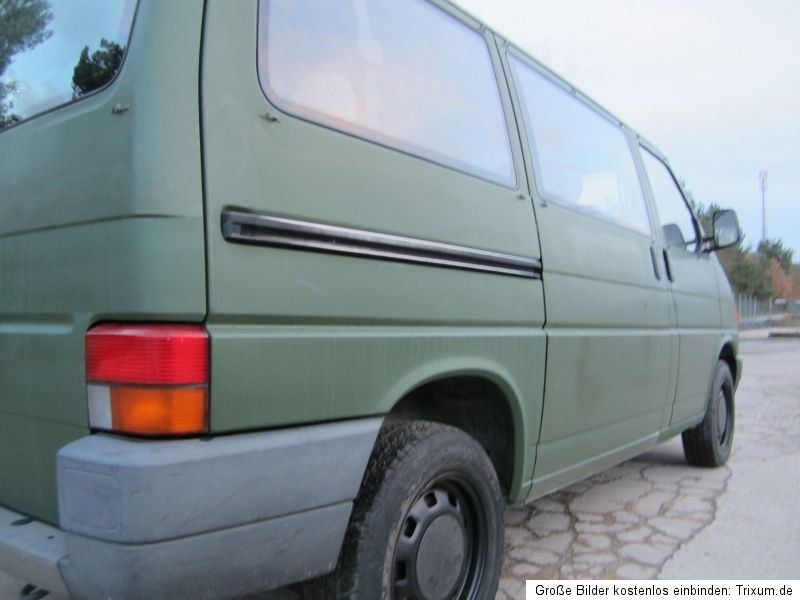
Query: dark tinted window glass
[[0, 0, 137, 130], [258, 0, 515, 186], [509, 54, 650, 234]]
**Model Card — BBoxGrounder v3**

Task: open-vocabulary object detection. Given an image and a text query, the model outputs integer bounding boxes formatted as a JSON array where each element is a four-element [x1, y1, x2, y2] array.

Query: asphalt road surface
[[2, 330, 798, 599]]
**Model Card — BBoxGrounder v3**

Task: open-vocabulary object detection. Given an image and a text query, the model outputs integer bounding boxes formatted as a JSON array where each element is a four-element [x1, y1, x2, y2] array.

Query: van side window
[[258, 0, 515, 186], [0, 0, 137, 131], [508, 55, 650, 234], [640, 148, 699, 252]]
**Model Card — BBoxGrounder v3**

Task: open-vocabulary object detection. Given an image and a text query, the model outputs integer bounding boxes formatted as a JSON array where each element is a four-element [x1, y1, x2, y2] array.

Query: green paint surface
[[0, 0, 740, 525]]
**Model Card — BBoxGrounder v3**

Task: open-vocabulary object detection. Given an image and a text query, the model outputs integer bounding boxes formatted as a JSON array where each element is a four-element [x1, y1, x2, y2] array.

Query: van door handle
[[649, 245, 662, 280], [662, 249, 674, 282]]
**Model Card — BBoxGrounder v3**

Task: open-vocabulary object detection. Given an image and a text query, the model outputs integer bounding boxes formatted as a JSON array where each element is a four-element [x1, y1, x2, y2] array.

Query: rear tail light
[[86, 324, 209, 436]]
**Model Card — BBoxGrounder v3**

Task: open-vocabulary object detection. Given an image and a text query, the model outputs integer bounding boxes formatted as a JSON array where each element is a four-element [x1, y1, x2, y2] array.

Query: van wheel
[[306, 421, 504, 599], [682, 361, 735, 467]]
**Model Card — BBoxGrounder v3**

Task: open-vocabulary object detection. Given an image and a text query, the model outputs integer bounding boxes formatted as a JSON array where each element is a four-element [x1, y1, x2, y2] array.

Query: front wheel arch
[[683, 360, 735, 467]]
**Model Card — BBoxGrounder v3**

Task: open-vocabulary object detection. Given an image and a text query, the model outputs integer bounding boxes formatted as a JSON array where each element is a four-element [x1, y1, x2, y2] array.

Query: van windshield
[[0, 0, 137, 131]]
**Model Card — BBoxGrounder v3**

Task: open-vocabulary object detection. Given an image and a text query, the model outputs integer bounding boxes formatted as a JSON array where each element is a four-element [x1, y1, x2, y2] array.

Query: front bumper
[[0, 417, 381, 599]]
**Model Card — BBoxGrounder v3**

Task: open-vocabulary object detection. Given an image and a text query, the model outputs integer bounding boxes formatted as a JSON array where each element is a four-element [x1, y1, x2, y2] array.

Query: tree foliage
[[0, 80, 20, 127], [769, 259, 795, 300], [792, 265, 800, 293], [0, 0, 52, 126], [71, 38, 124, 98], [692, 201, 796, 300], [757, 238, 794, 273]]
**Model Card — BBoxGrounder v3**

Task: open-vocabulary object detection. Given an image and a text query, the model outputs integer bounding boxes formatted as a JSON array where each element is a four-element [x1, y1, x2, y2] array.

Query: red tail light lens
[[86, 324, 209, 436], [86, 324, 208, 385]]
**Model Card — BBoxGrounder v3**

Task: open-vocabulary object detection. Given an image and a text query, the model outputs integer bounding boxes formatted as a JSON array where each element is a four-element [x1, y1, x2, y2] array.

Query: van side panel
[[634, 145, 726, 427], [529, 209, 674, 496], [201, 1, 546, 502], [500, 50, 676, 498], [667, 253, 725, 424], [0, 0, 207, 523]]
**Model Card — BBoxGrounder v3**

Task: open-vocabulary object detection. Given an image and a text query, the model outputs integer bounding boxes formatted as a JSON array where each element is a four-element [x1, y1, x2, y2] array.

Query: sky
[[458, 0, 800, 255]]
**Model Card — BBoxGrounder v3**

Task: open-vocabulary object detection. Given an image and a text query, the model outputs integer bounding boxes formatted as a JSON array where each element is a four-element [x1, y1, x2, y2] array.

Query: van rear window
[[257, 0, 515, 187], [0, 0, 137, 131]]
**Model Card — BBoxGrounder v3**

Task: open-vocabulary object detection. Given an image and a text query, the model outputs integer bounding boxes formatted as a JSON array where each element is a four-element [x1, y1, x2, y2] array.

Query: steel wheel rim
[[392, 474, 488, 600]]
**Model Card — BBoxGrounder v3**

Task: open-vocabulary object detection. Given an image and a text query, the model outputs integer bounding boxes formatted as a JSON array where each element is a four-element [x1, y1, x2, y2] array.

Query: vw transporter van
[[0, 0, 742, 598]]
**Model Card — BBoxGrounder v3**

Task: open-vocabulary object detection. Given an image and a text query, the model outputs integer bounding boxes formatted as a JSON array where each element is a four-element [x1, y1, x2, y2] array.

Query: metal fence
[[737, 294, 800, 326]]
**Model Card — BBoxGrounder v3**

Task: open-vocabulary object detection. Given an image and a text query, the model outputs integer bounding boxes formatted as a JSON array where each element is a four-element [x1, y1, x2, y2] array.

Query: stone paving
[[496, 441, 730, 598]]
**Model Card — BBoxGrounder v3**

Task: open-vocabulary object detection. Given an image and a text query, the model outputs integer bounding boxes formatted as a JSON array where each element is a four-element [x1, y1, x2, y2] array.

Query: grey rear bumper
[[0, 417, 381, 599], [0, 507, 68, 597]]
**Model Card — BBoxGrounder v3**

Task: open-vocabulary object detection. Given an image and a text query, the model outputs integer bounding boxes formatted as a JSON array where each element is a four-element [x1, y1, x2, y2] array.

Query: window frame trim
[[638, 143, 703, 255], [0, 0, 140, 135], [254, 0, 519, 189], [503, 46, 653, 238]]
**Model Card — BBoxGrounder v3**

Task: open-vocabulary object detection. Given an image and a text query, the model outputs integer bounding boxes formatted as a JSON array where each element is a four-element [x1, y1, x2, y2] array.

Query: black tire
[[305, 421, 505, 600], [682, 361, 735, 467]]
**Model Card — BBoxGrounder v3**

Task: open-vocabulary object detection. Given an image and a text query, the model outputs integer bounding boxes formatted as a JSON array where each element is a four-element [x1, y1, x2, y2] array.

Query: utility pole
[[759, 169, 768, 242]]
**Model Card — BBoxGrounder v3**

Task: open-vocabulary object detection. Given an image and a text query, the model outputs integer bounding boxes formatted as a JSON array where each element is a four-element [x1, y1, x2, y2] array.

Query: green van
[[0, 0, 742, 598]]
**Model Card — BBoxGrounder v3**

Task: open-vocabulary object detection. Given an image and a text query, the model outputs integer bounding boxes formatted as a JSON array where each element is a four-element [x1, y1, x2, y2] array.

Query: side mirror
[[709, 209, 741, 251]]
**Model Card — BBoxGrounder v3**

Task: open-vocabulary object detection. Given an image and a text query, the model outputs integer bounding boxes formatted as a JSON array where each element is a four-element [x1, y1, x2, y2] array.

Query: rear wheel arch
[[305, 421, 505, 599], [385, 374, 522, 500]]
